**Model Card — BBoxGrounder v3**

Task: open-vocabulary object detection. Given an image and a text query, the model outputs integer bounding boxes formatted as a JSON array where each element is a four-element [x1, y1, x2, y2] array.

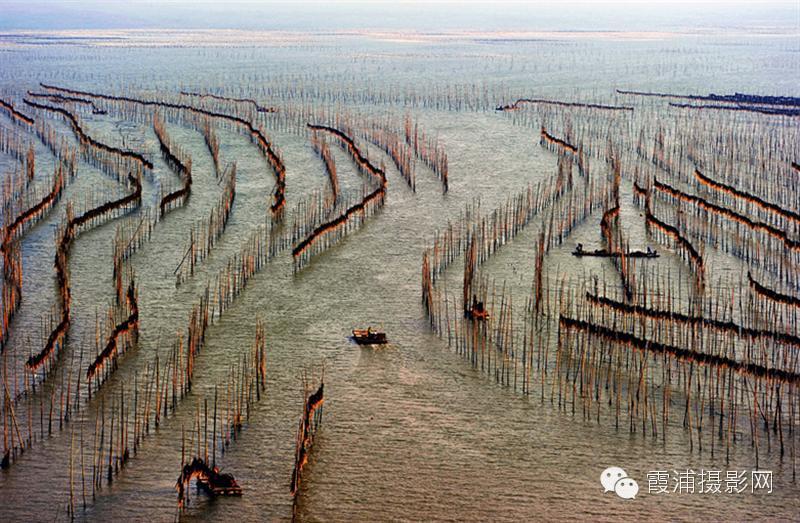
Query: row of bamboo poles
[[292, 123, 387, 271], [497, 97, 634, 113], [175, 162, 237, 286], [309, 130, 339, 205], [55, 213, 280, 512], [153, 112, 193, 216], [271, 105, 449, 194], [0, 95, 150, 472], [425, 144, 612, 389], [1, 88, 286, 482], [1, 161, 69, 350], [85, 271, 139, 396], [423, 98, 800, 472], [0, 97, 35, 126], [201, 117, 221, 177], [1, 203, 281, 486], [203, 74, 570, 112], [0, 124, 35, 213], [174, 319, 266, 509], [290, 370, 324, 507], [20, 100, 146, 378], [180, 90, 278, 114], [25, 91, 107, 115], [404, 113, 449, 192], [36, 83, 286, 220]]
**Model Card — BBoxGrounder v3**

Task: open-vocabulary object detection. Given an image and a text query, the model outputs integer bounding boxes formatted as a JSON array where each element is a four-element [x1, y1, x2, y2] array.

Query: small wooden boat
[[197, 475, 243, 496], [177, 457, 243, 501], [465, 296, 489, 321], [352, 327, 387, 345]]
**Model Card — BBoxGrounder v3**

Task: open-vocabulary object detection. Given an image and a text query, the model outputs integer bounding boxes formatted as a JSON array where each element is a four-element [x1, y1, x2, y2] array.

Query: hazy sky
[[0, 1, 797, 31]]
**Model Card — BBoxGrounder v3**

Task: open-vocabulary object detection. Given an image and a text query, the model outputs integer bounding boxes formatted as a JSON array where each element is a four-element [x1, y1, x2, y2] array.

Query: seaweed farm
[[0, 23, 799, 521]]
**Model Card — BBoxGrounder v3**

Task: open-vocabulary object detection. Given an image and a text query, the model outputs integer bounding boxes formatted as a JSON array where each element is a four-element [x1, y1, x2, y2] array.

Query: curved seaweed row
[[694, 168, 800, 224], [0, 98, 34, 126], [292, 124, 387, 269], [1, 165, 67, 349], [22, 103, 147, 371], [38, 83, 285, 217], [654, 178, 800, 252], [153, 114, 193, 216], [560, 315, 800, 385], [23, 99, 153, 169], [585, 292, 800, 347], [497, 98, 633, 112], [86, 278, 139, 379], [644, 203, 705, 286], [290, 378, 324, 497], [180, 90, 277, 113], [26, 170, 142, 371], [26, 91, 107, 115], [307, 123, 386, 186], [747, 271, 800, 307], [540, 126, 577, 154]]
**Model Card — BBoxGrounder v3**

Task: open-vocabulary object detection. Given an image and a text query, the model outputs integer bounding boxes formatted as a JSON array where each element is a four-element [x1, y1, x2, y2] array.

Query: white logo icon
[[601, 467, 639, 499]]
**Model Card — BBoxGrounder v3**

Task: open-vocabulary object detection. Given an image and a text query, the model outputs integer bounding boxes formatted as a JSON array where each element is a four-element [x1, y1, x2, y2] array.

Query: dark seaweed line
[[180, 90, 278, 113], [38, 83, 285, 215], [3, 166, 65, 240], [26, 171, 142, 370], [560, 315, 800, 385], [654, 178, 800, 251], [290, 381, 324, 497], [154, 118, 192, 215], [293, 124, 387, 258], [22, 102, 144, 370], [497, 98, 633, 112], [644, 204, 704, 280], [670, 102, 800, 117], [540, 127, 577, 153], [291, 186, 384, 257], [23, 99, 153, 169], [748, 271, 800, 307], [617, 89, 800, 108], [0, 97, 34, 125], [86, 279, 139, 378], [695, 169, 800, 223], [585, 292, 800, 347], [307, 123, 386, 184], [18, 100, 145, 369], [1, 167, 66, 345], [26, 91, 106, 114]]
